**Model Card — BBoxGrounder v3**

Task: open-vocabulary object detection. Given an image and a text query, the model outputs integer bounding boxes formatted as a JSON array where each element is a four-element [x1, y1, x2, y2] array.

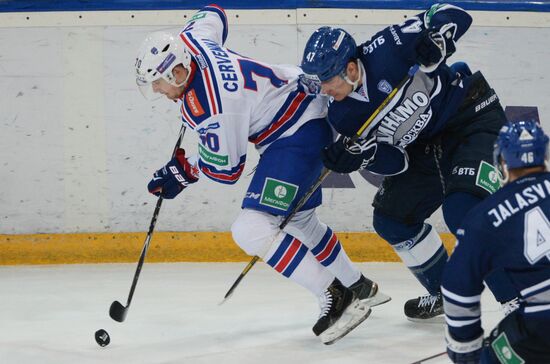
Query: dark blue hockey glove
[[414, 29, 447, 73], [147, 148, 199, 199], [445, 328, 484, 364], [322, 136, 377, 174]]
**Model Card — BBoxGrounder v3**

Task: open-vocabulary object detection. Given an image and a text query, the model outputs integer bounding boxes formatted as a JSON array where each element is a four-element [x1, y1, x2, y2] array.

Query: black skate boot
[[313, 279, 371, 345], [349, 274, 391, 307], [404, 293, 444, 321]]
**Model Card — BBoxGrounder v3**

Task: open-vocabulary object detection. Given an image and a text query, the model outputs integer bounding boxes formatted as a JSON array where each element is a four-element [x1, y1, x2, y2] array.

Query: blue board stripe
[[1, 1, 550, 12]]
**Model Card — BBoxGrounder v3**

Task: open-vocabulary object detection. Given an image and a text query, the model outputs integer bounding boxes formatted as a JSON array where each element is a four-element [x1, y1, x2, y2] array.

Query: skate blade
[[406, 315, 445, 324], [362, 291, 391, 307], [320, 299, 371, 345]]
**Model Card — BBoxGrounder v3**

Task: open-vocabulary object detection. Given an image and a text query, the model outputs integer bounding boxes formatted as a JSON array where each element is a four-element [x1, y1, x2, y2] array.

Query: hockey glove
[[298, 73, 323, 95], [147, 148, 199, 199], [414, 28, 454, 73], [322, 136, 377, 174], [445, 327, 484, 364]]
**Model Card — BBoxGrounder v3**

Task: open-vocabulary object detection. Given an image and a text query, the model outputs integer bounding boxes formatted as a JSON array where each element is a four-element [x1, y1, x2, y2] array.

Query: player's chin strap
[[343, 59, 364, 91], [498, 163, 510, 185], [167, 62, 194, 89]]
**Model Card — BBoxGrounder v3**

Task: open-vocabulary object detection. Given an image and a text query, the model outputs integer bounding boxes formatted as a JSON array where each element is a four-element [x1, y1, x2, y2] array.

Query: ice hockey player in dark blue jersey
[[442, 120, 550, 364], [300, 3, 508, 320]]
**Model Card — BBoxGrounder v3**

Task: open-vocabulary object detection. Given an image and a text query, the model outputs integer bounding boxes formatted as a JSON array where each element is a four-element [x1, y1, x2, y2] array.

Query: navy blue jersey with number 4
[[328, 4, 473, 152], [441, 172, 550, 341]]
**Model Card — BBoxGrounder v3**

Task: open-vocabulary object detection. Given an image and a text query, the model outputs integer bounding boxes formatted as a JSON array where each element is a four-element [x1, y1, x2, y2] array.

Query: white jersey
[[177, 5, 327, 184]]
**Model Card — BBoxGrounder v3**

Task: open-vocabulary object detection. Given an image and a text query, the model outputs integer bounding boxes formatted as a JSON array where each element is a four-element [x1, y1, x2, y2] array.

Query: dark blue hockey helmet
[[494, 120, 549, 170], [300, 27, 357, 83]]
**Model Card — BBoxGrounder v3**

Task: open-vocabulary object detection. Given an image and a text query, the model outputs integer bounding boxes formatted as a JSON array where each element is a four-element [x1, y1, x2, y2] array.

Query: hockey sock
[[284, 210, 362, 287], [264, 233, 334, 296], [392, 224, 448, 295], [309, 226, 361, 287]]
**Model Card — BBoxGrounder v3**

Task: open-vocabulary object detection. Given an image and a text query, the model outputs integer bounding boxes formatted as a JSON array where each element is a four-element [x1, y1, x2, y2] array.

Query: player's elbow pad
[[366, 144, 409, 176]]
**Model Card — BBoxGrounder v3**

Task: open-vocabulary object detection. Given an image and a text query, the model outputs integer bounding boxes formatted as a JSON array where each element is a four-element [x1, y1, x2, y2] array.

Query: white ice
[[0, 263, 503, 364]]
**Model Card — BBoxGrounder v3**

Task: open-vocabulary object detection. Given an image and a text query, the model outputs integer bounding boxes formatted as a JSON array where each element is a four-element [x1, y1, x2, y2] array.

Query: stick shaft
[[410, 351, 446, 364], [112, 124, 187, 317]]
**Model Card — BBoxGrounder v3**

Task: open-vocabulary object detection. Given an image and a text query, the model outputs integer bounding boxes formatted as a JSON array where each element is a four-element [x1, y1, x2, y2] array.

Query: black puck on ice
[[95, 329, 110, 347]]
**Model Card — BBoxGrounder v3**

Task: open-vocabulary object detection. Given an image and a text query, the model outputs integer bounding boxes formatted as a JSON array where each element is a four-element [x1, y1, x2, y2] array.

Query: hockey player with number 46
[[134, 4, 390, 344], [442, 120, 550, 363]]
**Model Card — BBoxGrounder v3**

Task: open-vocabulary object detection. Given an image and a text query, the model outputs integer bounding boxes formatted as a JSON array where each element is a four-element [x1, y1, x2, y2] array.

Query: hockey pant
[[231, 208, 361, 296]]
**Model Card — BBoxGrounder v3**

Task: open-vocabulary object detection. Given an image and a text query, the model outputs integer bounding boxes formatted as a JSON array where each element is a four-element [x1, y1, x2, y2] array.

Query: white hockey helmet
[[135, 31, 192, 99]]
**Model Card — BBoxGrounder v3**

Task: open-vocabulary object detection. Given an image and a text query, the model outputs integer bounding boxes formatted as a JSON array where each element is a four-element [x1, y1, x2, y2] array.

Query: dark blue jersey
[[327, 4, 474, 174], [441, 172, 550, 341]]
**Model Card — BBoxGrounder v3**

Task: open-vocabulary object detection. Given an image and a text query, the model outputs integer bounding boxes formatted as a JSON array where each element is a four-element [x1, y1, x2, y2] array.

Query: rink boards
[[0, 4, 549, 261], [0, 232, 458, 265]]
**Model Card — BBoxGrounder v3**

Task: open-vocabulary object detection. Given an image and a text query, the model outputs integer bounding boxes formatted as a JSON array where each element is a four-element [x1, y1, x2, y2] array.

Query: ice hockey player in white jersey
[[442, 120, 550, 363], [134, 4, 390, 344]]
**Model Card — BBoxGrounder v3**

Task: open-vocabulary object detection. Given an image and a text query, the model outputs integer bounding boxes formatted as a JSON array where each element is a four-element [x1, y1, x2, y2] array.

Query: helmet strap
[[499, 163, 510, 185], [343, 59, 363, 91], [168, 61, 194, 89]]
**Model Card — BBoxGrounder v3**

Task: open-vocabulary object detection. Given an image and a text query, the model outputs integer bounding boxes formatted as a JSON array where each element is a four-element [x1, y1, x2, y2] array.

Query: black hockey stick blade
[[109, 300, 129, 322], [219, 255, 260, 305]]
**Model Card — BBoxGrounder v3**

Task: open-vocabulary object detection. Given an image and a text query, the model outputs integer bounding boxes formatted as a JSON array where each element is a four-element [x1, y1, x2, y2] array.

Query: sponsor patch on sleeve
[[475, 160, 501, 194]]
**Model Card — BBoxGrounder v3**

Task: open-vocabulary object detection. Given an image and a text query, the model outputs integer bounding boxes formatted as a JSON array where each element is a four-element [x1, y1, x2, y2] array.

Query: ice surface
[[0, 263, 502, 364]]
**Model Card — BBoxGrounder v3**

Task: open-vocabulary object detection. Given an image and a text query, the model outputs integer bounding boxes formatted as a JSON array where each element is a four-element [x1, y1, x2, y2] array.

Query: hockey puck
[[95, 329, 110, 347]]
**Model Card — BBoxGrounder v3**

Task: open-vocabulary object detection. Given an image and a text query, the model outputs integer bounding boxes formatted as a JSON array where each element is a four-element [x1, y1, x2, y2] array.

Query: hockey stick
[[221, 64, 420, 303], [410, 351, 446, 364], [220, 166, 331, 304], [110, 123, 187, 322]]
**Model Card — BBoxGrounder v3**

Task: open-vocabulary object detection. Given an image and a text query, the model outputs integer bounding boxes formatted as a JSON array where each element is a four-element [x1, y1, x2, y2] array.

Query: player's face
[[151, 65, 189, 101], [151, 78, 182, 101], [320, 75, 353, 101]]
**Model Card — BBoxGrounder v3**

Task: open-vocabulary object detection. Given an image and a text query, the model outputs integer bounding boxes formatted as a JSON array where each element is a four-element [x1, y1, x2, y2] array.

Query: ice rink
[[0, 262, 504, 364]]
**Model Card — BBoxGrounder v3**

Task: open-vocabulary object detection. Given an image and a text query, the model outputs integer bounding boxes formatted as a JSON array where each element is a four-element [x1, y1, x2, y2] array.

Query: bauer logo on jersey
[[194, 53, 208, 70], [475, 160, 501, 194], [186, 89, 205, 117], [260, 178, 298, 211]]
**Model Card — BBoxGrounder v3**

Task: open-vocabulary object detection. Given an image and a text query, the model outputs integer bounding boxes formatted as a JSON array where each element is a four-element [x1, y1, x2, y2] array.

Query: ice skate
[[313, 279, 371, 345], [404, 293, 444, 322], [349, 274, 391, 307]]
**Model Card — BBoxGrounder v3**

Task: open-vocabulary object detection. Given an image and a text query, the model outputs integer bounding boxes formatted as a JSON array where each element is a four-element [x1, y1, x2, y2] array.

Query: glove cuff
[[175, 148, 187, 167], [173, 148, 199, 182], [445, 327, 484, 354]]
